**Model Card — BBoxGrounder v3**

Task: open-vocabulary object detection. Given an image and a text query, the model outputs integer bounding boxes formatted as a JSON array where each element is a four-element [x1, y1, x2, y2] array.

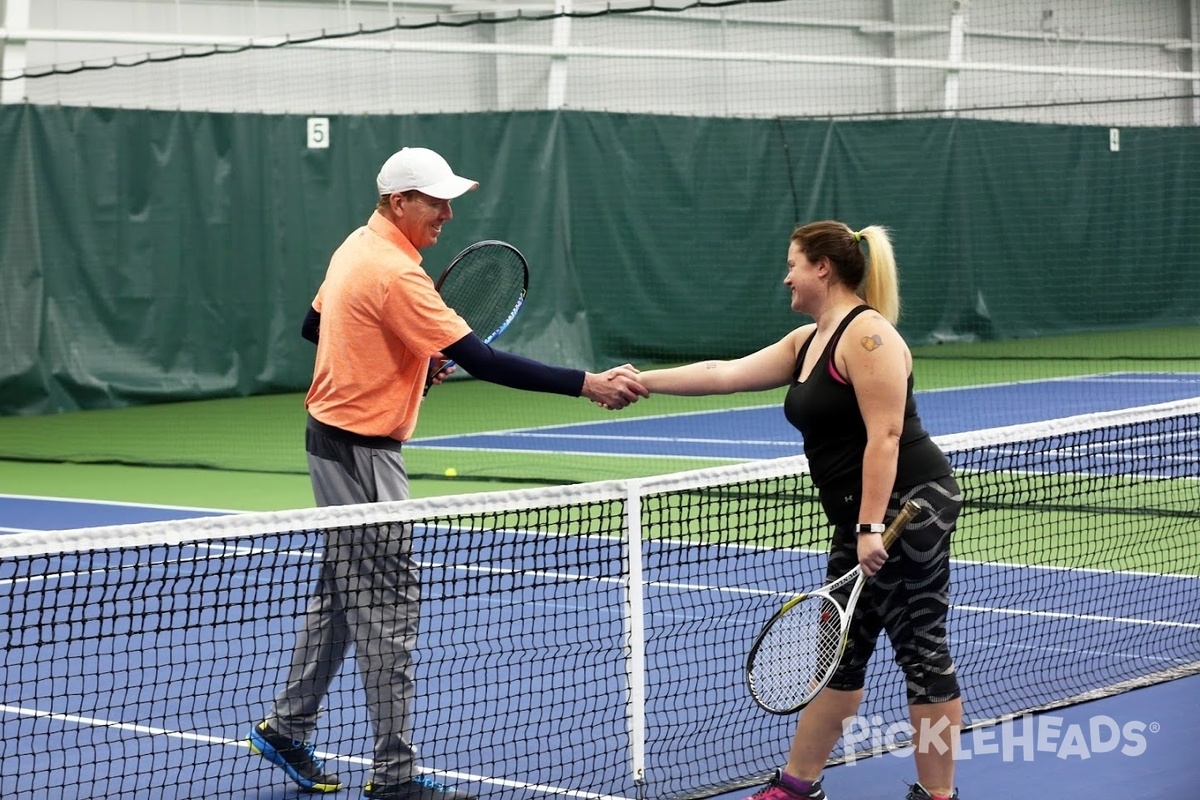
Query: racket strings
[[438, 247, 527, 338], [748, 594, 844, 712]]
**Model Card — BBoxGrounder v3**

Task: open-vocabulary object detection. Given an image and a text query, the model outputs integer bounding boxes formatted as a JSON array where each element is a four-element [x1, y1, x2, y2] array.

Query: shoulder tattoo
[[860, 334, 884, 352]]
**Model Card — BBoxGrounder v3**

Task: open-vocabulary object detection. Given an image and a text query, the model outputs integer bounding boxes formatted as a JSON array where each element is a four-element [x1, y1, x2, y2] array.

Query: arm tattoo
[[860, 334, 884, 352]]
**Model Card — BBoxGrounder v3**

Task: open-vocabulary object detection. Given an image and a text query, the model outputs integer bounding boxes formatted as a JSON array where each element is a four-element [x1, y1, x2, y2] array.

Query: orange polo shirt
[[305, 211, 471, 441]]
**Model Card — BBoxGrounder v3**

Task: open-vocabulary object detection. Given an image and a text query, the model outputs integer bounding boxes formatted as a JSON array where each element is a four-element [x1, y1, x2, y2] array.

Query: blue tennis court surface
[[3, 373, 1196, 533], [3, 526, 1198, 800], [2, 372, 1198, 798], [408, 372, 1200, 460], [0, 495, 228, 534]]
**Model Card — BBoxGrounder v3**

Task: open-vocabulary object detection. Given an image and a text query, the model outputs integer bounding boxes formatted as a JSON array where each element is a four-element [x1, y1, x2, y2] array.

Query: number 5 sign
[[307, 117, 330, 149]]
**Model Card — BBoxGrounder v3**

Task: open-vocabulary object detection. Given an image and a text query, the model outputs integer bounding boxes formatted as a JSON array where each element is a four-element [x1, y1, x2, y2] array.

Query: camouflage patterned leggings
[[825, 475, 964, 704]]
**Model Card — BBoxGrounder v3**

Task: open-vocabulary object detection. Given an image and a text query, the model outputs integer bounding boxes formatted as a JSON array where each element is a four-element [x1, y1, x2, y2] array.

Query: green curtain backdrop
[[2, 105, 1197, 416]]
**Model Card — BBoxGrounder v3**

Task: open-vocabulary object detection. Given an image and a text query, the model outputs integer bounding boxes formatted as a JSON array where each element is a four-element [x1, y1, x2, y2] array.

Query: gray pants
[[268, 427, 418, 785]]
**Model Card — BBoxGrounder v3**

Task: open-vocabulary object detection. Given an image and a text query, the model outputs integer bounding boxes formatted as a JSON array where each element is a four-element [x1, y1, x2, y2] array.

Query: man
[[248, 147, 647, 800]]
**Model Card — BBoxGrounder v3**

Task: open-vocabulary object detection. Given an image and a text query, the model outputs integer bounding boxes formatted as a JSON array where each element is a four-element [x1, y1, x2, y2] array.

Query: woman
[[637, 221, 963, 800]]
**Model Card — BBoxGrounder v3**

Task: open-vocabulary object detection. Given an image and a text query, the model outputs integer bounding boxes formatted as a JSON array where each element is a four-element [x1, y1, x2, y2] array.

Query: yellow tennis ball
[[444, 467, 458, 477]]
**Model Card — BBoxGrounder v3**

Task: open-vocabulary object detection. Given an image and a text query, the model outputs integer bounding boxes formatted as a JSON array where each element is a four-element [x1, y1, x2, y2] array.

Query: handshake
[[582, 364, 648, 411]]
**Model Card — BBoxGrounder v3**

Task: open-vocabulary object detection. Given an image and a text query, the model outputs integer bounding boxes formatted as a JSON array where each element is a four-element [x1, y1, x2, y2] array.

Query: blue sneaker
[[363, 775, 476, 800], [248, 721, 343, 793]]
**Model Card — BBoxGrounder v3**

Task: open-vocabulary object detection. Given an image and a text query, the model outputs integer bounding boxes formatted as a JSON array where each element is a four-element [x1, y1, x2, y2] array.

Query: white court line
[[407, 442, 733, 459], [951, 603, 1200, 630], [0, 492, 241, 514], [501, 432, 799, 446], [0, 542, 296, 589], [13, 530, 1199, 627], [408, 371, 1200, 445], [956, 637, 1196, 667], [6, 528, 1196, 797], [0, 704, 634, 800], [0, 536, 637, 799], [424, 562, 1200, 642]]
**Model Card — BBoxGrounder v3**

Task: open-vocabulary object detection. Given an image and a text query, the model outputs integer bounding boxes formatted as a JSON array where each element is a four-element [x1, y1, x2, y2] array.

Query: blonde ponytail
[[856, 225, 900, 324]]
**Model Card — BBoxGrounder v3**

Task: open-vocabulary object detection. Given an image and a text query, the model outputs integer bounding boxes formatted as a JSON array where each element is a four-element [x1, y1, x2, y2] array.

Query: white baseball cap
[[376, 147, 479, 199]]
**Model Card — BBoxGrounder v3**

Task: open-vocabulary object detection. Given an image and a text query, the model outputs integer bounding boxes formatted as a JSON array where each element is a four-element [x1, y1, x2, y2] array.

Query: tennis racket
[[745, 499, 922, 715], [425, 239, 529, 394]]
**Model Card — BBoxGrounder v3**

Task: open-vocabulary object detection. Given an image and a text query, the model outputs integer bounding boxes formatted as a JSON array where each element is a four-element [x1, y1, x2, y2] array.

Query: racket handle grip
[[423, 358, 455, 396], [881, 499, 922, 549]]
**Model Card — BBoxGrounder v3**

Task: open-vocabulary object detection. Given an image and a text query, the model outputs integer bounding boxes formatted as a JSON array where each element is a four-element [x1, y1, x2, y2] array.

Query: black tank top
[[783, 305, 951, 524]]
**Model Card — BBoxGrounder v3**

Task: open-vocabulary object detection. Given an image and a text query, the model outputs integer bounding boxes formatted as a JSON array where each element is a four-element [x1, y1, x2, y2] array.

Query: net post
[[622, 481, 649, 792]]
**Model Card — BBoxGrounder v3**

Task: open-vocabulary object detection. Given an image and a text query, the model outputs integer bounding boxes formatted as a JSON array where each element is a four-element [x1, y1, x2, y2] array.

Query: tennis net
[[2, 398, 1198, 800]]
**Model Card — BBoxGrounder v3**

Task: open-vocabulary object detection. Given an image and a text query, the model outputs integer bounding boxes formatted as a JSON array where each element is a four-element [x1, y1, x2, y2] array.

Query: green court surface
[[0, 327, 1197, 512]]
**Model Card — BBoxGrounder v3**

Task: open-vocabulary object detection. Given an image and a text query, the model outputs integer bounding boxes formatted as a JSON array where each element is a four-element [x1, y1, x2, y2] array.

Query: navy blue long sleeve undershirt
[[301, 307, 584, 396]]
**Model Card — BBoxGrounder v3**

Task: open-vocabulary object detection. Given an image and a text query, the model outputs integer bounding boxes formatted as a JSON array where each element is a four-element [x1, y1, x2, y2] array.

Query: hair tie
[[852, 230, 862, 243]]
